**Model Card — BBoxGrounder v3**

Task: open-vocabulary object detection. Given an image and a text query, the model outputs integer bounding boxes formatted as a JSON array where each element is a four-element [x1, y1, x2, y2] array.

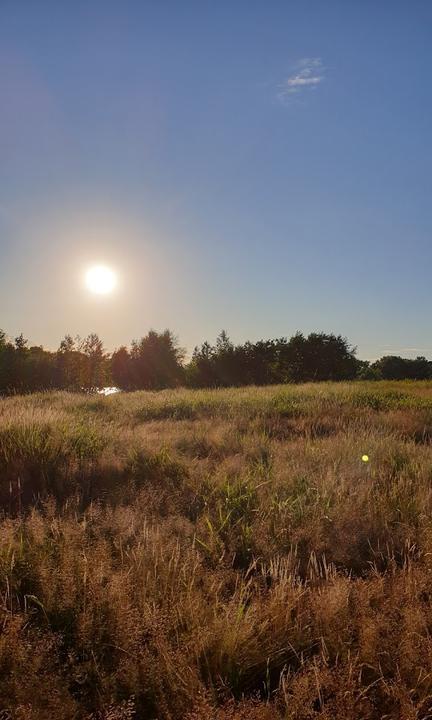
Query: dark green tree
[[111, 346, 132, 389], [82, 333, 108, 389], [131, 330, 184, 389]]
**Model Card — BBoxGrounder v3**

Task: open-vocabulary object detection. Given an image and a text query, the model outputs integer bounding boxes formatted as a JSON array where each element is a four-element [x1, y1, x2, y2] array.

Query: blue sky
[[1, 1, 432, 359]]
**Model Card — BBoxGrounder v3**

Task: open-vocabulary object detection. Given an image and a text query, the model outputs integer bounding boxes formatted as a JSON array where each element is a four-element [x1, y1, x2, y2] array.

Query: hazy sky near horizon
[[1, 1, 432, 360]]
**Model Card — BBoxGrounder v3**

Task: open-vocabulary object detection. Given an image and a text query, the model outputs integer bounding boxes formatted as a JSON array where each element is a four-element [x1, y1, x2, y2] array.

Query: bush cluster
[[3, 327, 430, 394]]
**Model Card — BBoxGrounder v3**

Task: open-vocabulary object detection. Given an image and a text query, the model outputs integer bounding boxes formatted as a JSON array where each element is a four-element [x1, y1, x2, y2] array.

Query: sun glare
[[85, 265, 117, 295]]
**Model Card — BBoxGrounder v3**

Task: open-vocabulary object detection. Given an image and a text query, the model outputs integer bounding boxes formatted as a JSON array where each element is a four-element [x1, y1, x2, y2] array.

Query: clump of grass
[[128, 447, 188, 488], [0, 418, 106, 510], [135, 401, 198, 422]]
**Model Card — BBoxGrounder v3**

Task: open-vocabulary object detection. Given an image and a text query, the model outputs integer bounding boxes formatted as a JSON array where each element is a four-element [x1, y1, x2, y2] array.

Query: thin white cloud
[[278, 58, 325, 102]]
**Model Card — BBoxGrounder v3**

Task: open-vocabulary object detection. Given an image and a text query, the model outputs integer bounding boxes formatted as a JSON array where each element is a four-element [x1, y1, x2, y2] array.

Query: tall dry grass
[[2, 382, 432, 717]]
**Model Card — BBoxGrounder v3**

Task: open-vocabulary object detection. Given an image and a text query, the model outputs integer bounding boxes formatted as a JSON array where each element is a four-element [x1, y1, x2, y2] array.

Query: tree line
[[0, 327, 431, 394]]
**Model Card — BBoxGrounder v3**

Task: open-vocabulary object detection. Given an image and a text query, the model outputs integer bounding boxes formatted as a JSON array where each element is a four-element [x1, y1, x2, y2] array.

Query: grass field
[[3, 382, 432, 718]]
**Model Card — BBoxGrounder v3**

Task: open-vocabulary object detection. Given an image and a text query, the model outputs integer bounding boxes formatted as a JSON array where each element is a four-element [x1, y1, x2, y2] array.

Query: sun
[[85, 265, 117, 295]]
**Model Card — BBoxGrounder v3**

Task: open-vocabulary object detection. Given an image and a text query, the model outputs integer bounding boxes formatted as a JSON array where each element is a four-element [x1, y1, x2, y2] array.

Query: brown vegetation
[[2, 382, 432, 718]]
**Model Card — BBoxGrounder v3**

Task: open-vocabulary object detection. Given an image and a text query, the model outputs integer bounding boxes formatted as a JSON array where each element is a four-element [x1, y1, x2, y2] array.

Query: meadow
[[3, 382, 432, 718]]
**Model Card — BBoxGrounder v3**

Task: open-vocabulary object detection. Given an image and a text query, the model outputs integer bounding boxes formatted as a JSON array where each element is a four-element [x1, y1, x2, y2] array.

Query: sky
[[1, 1, 432, 360]]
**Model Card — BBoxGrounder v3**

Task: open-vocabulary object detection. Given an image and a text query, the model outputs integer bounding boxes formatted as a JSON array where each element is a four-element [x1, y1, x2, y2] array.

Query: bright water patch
[[97, 387, 121, 396]]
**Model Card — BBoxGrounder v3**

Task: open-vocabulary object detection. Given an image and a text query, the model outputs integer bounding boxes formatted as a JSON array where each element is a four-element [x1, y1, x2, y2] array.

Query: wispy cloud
[[278, 58, 325, 103]]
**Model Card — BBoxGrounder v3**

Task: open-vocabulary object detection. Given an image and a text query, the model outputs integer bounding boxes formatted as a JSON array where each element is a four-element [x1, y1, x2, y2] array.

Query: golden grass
[[2, 381, 432, 717]]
